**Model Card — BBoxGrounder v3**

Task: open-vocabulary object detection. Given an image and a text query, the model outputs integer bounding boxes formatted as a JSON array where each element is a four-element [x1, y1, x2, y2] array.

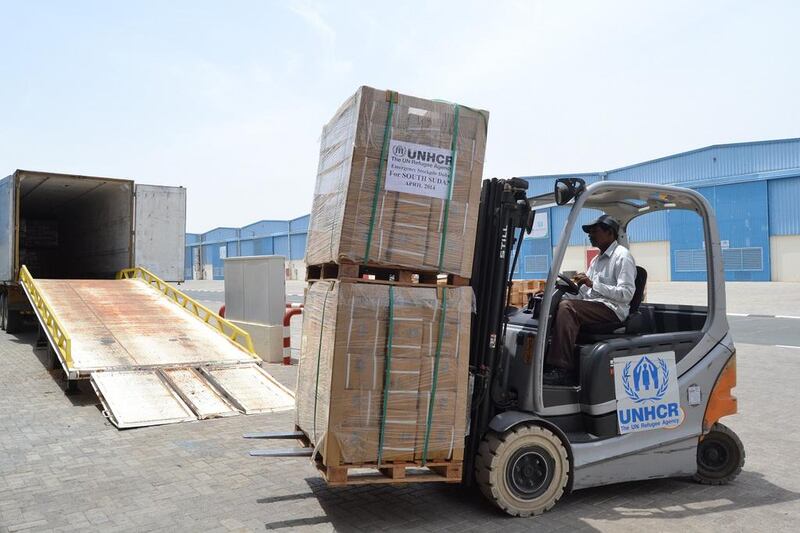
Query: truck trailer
[[0, 169, 293, 428]]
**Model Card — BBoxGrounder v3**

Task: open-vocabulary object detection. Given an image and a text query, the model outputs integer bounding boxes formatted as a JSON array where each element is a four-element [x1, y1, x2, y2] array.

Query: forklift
[[250, 177, 744, 517], [467, 177, 743, 515]]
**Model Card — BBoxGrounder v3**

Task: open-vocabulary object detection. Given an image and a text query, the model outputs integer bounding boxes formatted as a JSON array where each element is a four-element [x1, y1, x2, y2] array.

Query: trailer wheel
[[694, 422, 745, 485], [0, 292, 6, 331], [475, 424, 569, 517], [47, 345, 59, 370], [5, 309, 21, 334]]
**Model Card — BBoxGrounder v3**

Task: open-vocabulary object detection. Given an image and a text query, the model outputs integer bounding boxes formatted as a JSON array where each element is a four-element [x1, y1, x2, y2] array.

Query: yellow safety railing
[[18, 265, 73, 369], [117, 267, 257, 357]]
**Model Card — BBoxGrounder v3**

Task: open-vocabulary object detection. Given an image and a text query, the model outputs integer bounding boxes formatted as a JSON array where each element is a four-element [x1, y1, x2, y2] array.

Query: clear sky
[[2, 1, 798, 232]]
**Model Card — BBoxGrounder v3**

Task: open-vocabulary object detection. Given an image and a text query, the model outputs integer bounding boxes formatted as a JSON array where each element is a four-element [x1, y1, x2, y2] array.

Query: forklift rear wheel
[[475, 424, 569, 517], [694, 422, 745, 485]]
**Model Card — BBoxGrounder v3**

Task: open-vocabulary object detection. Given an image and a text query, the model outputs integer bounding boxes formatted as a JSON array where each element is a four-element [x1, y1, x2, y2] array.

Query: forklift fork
[[244, 430, 314, 458]]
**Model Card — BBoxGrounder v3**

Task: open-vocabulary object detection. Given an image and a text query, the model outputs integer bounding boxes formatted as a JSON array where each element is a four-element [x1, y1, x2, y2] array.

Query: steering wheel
[[556, 273, 580, 295]]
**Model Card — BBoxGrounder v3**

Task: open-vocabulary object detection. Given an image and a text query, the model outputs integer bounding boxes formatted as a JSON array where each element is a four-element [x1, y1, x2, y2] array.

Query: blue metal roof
[[525, 138, 800, 188], [524, 138, 800, 242]]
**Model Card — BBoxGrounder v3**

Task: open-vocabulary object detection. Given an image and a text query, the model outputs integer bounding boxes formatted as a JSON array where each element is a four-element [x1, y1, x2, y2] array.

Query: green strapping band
[[312, 287, 331, 443], [437, 104, 460, 271], [376, 285, 395, 466], [363, 91, 396, 264], [421, 289, 448, 465]]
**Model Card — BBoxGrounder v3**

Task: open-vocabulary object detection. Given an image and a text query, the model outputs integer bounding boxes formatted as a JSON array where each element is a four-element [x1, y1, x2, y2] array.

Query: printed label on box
[[613, 351, 682, 434], [385, 139, 454, 200]]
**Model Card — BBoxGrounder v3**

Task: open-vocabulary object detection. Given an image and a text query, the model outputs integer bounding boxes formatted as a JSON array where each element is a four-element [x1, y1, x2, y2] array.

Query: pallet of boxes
[[509, 279, 547, 308], [295, 86, 489, 485]]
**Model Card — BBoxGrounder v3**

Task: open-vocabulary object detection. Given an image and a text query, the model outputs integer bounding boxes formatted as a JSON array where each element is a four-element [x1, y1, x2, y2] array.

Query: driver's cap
[[582, 214, 620, 234]]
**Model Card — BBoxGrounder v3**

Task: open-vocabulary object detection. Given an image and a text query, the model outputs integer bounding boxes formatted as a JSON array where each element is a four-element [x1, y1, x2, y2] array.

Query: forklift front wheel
[[694, 422, 745, 485], [475, 424, 569, 517]]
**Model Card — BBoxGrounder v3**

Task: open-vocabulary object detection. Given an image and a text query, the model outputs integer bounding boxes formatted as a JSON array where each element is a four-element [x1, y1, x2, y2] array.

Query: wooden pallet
[[306, 262, 469, 287], [317, 460, 463, 486]]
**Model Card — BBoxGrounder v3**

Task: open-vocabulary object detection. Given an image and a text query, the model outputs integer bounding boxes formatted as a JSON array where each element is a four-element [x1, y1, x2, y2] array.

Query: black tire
[[47, 345, 59, 370], [476, 424, 570, 517], [0, 292, 6, 331], [5, 309, 21, 334], [694, 422, 745, 485]]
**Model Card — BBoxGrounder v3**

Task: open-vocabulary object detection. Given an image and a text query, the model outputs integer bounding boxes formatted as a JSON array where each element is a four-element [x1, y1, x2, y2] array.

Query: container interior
[[17, 172, 133, 279]]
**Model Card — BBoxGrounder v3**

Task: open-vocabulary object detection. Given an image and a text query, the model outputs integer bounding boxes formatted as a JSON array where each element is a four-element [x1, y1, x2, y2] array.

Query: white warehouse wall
[[629, 241, 670, 282], [557, 241, 670, 281], [770, 236, 800, 282]]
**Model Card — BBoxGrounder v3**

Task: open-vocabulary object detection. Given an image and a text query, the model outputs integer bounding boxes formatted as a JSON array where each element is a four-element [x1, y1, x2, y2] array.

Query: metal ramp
[[19, 265, 295, 429], [92, 365, 293, 428]]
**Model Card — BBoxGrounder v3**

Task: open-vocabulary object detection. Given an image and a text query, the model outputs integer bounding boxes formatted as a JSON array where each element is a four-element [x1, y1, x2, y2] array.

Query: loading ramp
[[18, 265, 294, 428]]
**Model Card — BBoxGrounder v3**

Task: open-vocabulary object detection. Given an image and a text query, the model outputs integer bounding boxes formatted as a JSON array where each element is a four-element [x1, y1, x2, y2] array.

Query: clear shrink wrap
[[295, 280, 472, 466], [305, 86, 489, 278]]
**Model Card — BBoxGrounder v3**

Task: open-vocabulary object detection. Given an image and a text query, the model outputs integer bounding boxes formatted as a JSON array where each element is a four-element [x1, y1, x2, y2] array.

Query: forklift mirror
[[554, 177, 586, 205]]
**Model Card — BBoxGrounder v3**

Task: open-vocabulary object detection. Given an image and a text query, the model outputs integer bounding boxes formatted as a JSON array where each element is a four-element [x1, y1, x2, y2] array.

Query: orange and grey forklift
[[466, 177, 743, 515], [250, 177, 744, 517]]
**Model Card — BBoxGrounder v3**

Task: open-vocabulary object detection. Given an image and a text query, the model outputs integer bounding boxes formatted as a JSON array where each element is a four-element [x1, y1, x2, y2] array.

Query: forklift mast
[[464, 178, 533, 484]]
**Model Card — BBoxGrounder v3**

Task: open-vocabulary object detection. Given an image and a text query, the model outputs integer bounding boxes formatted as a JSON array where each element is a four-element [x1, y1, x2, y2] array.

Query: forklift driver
[[543, 215, 637, 386]]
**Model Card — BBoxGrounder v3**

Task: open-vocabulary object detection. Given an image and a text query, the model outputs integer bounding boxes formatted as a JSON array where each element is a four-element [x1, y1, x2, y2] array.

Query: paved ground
[[2, 282, 799, 532]]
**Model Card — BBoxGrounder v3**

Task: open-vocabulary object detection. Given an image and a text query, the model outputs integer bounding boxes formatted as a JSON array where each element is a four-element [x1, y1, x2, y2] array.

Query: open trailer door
[[0, 174, 15, 281], [134, 184, 186, 282]]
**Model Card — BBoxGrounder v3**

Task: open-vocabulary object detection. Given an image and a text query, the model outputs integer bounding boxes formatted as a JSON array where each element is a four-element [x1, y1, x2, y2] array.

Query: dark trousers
[[546, 299, 618, 371]]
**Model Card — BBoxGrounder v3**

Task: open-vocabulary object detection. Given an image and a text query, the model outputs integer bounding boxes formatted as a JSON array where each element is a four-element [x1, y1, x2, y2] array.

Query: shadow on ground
[[7, 328, 100, 407], [257, 469, 799, 531]]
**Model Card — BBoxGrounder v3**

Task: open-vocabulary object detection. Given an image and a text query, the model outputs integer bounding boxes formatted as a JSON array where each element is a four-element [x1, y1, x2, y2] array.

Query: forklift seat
[[578, 266, 648, 339]]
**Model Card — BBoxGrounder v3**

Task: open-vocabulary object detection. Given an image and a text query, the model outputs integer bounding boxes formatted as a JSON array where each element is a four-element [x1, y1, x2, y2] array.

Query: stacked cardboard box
[[295, 281, 471, 466], [19, 219, 59, 278], [305, 86, 489, 278], [509, 279, 546, 308], [297, 87, 487, 474]]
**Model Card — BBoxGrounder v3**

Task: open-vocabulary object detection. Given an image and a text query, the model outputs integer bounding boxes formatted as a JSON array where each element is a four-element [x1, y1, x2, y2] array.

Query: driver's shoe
[[543, 367, 577, 386]]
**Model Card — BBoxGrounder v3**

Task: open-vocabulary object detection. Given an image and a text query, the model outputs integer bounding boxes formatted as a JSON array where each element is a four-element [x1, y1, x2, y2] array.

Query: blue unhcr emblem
[[622, 356, 670, 403]]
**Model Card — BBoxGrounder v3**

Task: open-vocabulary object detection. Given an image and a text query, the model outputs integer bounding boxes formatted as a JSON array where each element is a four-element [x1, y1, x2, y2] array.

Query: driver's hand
[[574, 273, 593, 288]]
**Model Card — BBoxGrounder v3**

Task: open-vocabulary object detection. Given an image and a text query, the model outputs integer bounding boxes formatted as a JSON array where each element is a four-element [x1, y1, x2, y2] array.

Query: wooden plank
[[317, 460, 463, 486], [306, 262, 470, 288]]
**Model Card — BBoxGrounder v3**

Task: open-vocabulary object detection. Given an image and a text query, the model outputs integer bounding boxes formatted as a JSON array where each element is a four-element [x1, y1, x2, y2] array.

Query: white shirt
[[572, 241, 637, 321]]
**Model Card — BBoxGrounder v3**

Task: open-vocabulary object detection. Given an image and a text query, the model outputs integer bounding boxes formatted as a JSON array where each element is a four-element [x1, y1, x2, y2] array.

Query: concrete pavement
[[3, 280, 797, 531], [1, 333, 797, 532]]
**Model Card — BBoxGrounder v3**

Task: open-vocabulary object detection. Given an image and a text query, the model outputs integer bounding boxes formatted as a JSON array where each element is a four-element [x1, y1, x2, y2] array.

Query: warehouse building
[[185, 138, 800, 282], [185, 215, 308, 280], [519, 138, 800, 282]]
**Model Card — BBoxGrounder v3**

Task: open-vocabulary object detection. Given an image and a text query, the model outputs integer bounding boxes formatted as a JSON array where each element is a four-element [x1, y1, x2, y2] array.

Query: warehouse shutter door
[[669, 203, 708, 281], [713, 182, 770, 281], [134, 185, 187, 282], [669, 182, 770, 281]]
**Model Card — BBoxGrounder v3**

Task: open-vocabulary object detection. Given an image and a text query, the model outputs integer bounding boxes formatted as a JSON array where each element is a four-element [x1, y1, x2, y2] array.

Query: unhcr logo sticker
[[613, 351, 681, 434], [385, 139, 454, 200]]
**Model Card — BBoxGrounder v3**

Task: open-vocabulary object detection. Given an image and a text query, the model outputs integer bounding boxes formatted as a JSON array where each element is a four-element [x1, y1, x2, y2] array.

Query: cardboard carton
[[306, 87, 489, 277], [296, 280, 472, 466]]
